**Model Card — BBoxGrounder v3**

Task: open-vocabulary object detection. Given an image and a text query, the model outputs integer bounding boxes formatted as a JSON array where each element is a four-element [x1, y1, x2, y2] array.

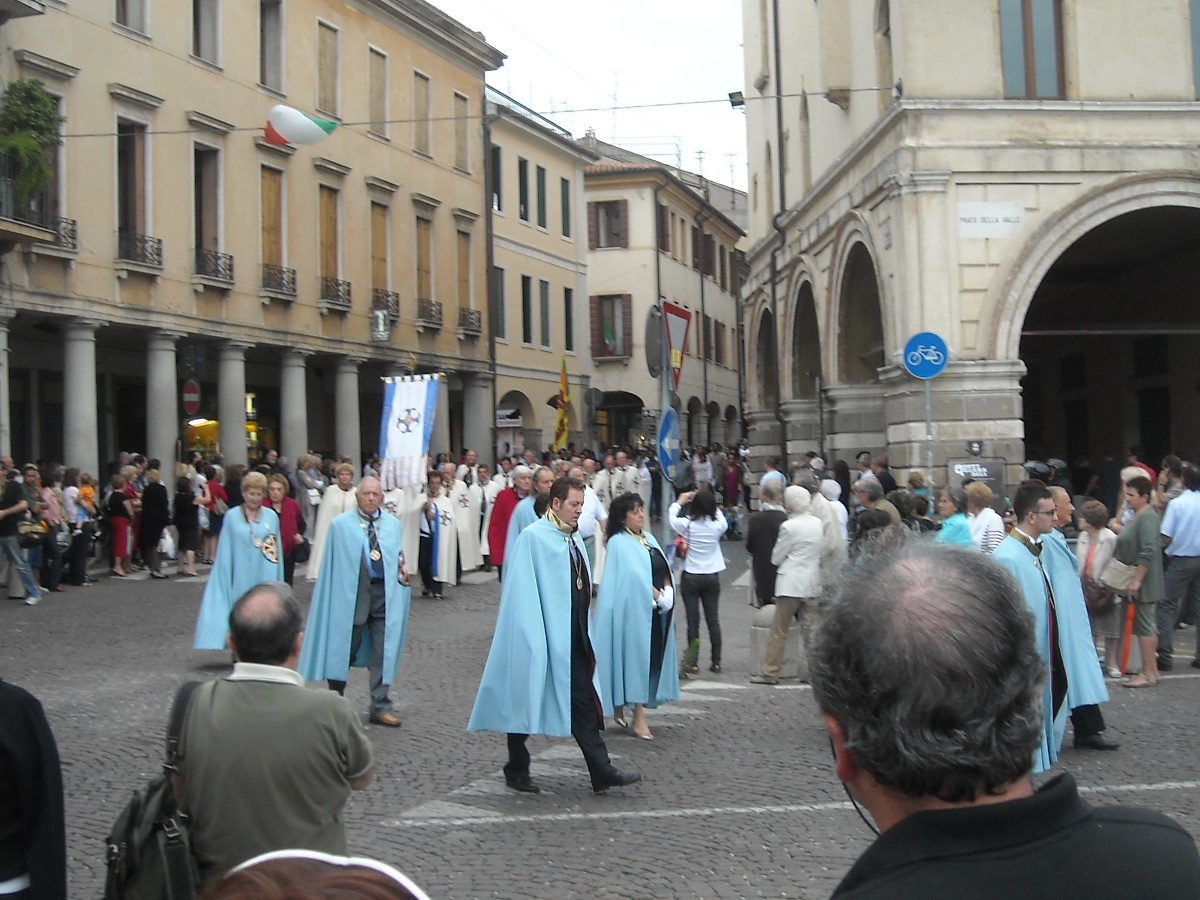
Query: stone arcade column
[[280, 349, 312, 465], [0, 314, 11, 458], [433, 374, 452, 459], [146, 332, 184, 472], [218, 342, 251, 467], [63, 319, 101, 474], [335, 357, 362, 468], [462, 373, 491, 461]]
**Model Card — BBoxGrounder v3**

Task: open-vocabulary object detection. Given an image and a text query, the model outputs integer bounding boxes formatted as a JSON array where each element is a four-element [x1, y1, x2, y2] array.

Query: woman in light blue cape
[[193, 472, 284, 649], [593, 494, 679, 740]]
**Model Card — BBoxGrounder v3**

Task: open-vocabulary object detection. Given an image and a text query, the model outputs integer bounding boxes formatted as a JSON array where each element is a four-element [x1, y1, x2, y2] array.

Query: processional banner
[[378, 374, 440, 489]]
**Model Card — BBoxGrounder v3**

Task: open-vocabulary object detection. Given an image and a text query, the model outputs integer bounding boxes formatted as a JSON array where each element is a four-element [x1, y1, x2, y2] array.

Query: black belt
[[369, 577, 384, 584]]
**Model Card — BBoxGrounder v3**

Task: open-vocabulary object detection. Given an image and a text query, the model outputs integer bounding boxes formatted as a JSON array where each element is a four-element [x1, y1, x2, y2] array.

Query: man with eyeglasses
[[992, 482, 1116, 766], [809, 538, 1199, 899]]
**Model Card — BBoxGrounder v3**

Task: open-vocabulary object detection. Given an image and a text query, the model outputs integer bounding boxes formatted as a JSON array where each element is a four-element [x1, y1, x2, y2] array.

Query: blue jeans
[[0, 536, 42, 599]]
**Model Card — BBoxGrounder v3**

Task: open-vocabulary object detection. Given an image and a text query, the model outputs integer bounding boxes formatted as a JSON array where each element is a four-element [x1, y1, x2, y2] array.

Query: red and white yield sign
[[662, 301, 692, 390], [182, 379, 201, 417]]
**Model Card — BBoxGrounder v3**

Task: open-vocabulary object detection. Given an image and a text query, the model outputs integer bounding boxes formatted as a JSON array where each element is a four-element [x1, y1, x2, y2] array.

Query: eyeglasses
[[1034, 508, 1057, 517]]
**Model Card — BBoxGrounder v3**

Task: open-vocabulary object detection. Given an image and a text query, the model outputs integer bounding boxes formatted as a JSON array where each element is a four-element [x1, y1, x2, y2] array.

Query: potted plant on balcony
[[0, 78, 63, 220]]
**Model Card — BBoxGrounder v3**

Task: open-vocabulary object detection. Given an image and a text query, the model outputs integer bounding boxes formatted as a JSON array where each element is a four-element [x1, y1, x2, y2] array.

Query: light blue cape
[[193, 506, 284, 649], [468, 516, 597, 737], [298, 509, 412, 684], [992, 530, 1109, 772], [593, 530, 680, 711]]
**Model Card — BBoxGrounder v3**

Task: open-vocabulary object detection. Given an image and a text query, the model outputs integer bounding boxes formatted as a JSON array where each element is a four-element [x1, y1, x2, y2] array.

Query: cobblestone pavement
[[2, 538, 1198, 899]]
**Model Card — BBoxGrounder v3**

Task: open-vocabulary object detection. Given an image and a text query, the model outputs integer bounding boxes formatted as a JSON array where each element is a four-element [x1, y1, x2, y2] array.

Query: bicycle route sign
[[903, 332, 948, 379]]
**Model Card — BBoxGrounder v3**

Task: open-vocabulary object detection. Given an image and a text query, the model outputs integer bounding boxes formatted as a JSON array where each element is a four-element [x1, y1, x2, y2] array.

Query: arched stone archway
[[755, 308, 779, 408], [497, 389, 537, 457], [706, 401, 721, 445], [791, 281, 821, 399], [837, 243, 885, 385], [686, 396, 703, 446]]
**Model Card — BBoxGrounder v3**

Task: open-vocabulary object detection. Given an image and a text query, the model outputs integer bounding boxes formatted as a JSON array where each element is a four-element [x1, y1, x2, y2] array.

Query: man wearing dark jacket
[[745, 481, 788, 607]]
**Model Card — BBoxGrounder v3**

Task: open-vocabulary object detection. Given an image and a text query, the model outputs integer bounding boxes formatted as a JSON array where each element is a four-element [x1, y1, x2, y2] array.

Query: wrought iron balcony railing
[[417, 298, 442, 328], [116, 231, 163, 268], [262, 263, 296, 296], [372, 288, 400, 320], [320, 277, 352, 311], [52, 217, 77, 251], [195, 248, 234, 283], [457, 307, 482, 335]]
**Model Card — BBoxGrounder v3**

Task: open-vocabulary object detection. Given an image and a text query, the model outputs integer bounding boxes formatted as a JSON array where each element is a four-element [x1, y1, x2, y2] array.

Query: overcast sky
[[430, 0, 749, 190]]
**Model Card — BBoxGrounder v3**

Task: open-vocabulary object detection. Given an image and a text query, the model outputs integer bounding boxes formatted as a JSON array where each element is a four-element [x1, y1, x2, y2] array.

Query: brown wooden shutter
[[319, 185, 338, 280], [657, 203, 669, 252], [587, 202, 599, 249], [318, 23, 338, 115], [590, 294, 603, 357], [622, 293, 633, 355], [691, 226, 700, 269], [616, 199, 629, 248], [370, 202, 388, 290], [369, 49, 386, 133], [416, 218, 432, 302], [261, 167, 282, 267], [457, 231, 471, 310]]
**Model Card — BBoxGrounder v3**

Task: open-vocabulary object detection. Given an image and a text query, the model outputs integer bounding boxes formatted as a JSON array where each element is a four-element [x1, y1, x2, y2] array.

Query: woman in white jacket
[[1075, 498, 1122, 677], [752, 486, 825, 684]]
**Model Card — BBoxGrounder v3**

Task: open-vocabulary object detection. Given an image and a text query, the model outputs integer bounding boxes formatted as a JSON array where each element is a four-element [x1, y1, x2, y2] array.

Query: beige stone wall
[[5, 0, 500, 369]]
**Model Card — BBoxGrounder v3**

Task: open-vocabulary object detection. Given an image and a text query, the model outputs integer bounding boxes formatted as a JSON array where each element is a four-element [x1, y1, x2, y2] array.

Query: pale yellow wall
[[5, 0, 499, 366], [490, 108, 591, 440]]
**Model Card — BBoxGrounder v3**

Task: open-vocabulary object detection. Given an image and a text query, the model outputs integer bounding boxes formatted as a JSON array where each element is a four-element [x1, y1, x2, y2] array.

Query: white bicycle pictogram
[[907, 345, 945, 367]]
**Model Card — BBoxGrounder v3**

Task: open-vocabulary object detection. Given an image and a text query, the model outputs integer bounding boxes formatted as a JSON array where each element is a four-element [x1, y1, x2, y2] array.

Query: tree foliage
[[0, 79, 64, 205]]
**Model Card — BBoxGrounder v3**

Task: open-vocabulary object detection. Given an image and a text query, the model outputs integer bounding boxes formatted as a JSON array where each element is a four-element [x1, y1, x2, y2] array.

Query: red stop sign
[[182, 379, 201, 416]]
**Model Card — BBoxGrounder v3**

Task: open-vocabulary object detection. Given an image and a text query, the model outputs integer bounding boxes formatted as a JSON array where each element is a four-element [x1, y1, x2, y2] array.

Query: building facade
[[583, 155, 746, 452], [486, 88, 595, 458], [741, 0, 1200, 485], [0, 0, 504, 475]]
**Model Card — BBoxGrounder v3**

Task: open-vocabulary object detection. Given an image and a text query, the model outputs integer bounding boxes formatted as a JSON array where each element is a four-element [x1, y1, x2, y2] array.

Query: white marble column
[[462, 373, 491, 460], [218, 342, 251, 467], [280, 349, 311, 465], [335, 357, 363, 469], [0, 315, 11, 458], [433, 373, 452, 459], [146, 332, 184, 470], [63, 319, 101, 474]]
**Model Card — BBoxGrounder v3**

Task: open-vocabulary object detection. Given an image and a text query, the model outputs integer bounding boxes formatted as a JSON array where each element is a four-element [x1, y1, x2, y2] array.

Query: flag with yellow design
[[552, 359, 570, 451]]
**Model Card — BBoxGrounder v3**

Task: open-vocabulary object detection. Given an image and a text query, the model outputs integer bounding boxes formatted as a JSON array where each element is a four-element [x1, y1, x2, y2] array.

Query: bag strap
[[164, 681, 202, 773]]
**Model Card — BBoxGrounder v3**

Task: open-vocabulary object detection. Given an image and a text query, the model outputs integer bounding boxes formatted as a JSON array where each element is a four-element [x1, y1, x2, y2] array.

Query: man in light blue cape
[[992, 482, 1112, 772], [299, 477, 412, 727], [469, 476, 641, 794]]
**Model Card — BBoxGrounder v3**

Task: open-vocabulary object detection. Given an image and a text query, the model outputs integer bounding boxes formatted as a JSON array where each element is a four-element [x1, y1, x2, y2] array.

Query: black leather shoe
[[1074, 733, 1119, 751], [1191, 659, 1200, 670], [505, 775, 540, 794], [593, 769, 642, 793]]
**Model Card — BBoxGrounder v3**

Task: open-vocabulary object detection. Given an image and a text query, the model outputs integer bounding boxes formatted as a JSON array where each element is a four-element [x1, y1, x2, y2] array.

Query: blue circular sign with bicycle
[[903, 332, 948, 380]]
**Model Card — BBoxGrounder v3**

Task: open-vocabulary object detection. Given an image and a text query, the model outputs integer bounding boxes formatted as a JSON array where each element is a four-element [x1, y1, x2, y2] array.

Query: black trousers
[[506, 585, 613, 789], [1071, 703, 1106, 739], [418, 533, 441, 595]]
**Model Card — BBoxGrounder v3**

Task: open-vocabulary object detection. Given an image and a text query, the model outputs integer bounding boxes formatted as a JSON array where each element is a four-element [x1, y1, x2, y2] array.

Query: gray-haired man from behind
[[809, 537, 1200, 899], [172, 582, 375, 886]]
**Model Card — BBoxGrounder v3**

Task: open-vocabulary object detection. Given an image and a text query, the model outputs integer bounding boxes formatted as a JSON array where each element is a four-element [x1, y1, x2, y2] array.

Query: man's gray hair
[[791, 467, 819, 492], [759, 479, 783, 505], [855, 475, 883, 502], [783, 485, 811, 515], [511, 465, 532, 479], [809, 534, 1044, 803]]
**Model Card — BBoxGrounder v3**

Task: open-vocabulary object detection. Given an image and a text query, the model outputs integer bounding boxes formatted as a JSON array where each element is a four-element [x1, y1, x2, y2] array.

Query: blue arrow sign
[[658, 408, 680, 480], [903, 332, 949, 379]]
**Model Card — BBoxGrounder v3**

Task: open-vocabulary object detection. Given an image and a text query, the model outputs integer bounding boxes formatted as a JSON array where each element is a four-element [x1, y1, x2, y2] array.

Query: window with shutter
[[564, 287, 574, 352], [416, 217, 432, 302], [413, 72, 431, 155], [371, 202, 388, 290], [539, 279, 551, 347], [457, 231, 471, 311], [592, 200, 625, 248], [521, 275, 533, 344], [492, 267, 506, 340], [517, 159, 529, 221], [691, 226, 700, 269], [259, 1, 283, 90], [317, 22, 339, 116], [592, 294, 629, 358], [490, 146, 502, 212], [536, 165, 547, 228], [261, 166, 283, 267], [319, 185, 339, 280], [657, 203, 670, 253], [369, 49, 387, 137], [454, 93, 469, 171], [560, 177, 571, 238]]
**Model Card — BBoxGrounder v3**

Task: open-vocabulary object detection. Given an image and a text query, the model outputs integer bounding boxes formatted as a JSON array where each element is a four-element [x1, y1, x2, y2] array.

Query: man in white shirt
[[455, 448, 481, 486], [492, 457, 514, 489], [593, 454, 618, 510], [569, 466, 607, 568], [1159, 463, 1200, 671]]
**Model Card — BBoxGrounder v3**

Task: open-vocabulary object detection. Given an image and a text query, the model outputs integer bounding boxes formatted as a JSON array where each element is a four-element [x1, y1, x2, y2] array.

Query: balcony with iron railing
[[416, 298, 442, 331], [0, 151, 57, 248], [116, 230, 164, 271], [261, 263, 296, 302], [457, 307, 482, 337], [194, 248, 234, 287], [372, 288, 400, 321], [319, 276, 352, 313]]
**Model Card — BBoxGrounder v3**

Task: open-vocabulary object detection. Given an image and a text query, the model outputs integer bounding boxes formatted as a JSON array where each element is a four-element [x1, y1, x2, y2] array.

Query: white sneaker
[[24, 595, 39, 606], [38, 585, 49, 594]]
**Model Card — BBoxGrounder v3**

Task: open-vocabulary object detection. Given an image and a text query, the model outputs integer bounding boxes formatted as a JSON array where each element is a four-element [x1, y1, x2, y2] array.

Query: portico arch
[[836, 242, 885, 385], [755, 307, 779, 407], [790, 279, 821, 399]]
